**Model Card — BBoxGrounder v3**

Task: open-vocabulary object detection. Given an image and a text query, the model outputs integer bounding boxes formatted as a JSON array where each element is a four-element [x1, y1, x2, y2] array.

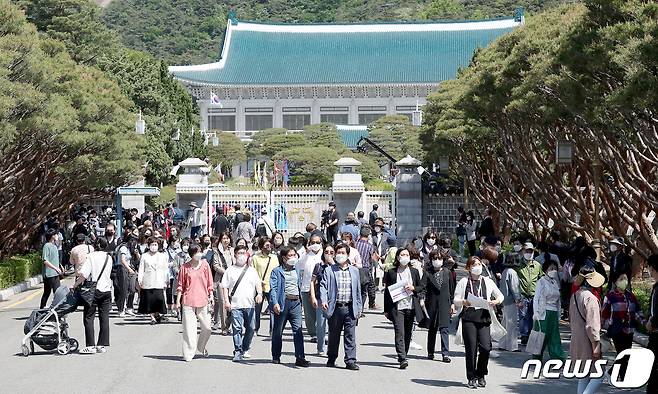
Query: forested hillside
[[102, 0, 577, 65]]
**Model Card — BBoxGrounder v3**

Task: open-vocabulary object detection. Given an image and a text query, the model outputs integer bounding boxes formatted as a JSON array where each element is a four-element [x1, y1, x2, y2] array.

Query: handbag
[[76, 254, 110, 307], [489, 307, 507, 342], [525, 320, 545, 355]]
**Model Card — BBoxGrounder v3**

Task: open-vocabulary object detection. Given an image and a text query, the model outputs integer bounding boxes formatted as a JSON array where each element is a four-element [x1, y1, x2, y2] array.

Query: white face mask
[[547, 270, 558, 279], [513, 244, 522, 252], [335, 255, 348, 264], [308, 243, 322, 253], [149, 244, 159, 253], [286, 257, 298, 267], [432, 259, 443, 269], [399, 256, 410, 266], [524, 252, 534, 261], [471, 265, 483, 276], [235, 254, 248, 266], [182, 245, 189, 253], [193, 253, 204, 261], [426, 239, 436, 246], [610, 245, 618, 253], [173, 242, 181, 250]]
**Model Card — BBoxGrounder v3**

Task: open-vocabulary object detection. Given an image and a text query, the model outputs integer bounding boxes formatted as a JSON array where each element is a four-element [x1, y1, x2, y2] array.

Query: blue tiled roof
[[170, 18, 520, 86], [337, 125, 369, 149]]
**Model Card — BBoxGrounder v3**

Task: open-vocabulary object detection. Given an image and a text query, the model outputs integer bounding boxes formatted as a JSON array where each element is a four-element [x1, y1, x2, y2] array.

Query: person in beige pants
[[176, 245, 214, 361]]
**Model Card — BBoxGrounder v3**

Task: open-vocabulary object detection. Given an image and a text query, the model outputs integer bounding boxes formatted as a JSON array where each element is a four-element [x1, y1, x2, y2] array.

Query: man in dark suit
[[607, 236, 633, 290], [368, 204, 379, 227]]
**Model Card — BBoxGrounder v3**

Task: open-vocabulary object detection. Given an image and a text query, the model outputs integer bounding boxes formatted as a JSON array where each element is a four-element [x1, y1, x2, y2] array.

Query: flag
[[210, 92, 223, 107], [253, 161, 260, 186], [283, 159, 289, 188], [262, 161, 268, 189]]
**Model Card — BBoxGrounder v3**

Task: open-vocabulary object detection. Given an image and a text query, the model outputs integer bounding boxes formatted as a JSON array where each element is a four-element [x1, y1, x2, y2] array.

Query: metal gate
[[271, 190, 332, 236], [364, 191, 396, 227], [208, 190, 269, 233]]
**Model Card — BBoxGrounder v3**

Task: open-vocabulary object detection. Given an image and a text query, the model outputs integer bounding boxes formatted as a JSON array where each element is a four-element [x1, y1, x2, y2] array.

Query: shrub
[[0, 252, 43, 289]]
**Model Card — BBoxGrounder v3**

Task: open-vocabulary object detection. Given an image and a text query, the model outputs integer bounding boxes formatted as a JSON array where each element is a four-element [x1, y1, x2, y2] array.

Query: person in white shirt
[[75, 238, 113, 354], [221, 245, 263, 362], [257, 207, 277, 238], [298, 234, 323, 342], [138, 237, 169, 324], [188, 202, 203, 239], [532, 260, 565, 361]]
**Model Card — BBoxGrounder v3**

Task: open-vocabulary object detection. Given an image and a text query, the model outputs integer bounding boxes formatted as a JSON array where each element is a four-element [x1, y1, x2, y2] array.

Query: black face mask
[[106, 231, 115, 237]]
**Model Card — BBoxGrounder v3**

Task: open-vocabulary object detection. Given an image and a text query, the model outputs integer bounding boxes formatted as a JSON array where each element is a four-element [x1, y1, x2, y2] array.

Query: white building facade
[[169, 13, 523, 141]]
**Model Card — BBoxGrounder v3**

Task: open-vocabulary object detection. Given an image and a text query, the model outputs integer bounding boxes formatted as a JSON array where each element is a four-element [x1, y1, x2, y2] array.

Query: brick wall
[[422, 194, 484, 237]]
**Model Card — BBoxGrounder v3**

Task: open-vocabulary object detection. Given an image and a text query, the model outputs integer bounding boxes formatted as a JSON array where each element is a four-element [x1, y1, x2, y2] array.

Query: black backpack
[[255, 222, 268, 237]]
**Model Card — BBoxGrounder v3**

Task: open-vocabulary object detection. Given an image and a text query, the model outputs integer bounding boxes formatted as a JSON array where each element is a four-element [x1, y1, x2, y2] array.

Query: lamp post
[[556, 139, 602, 259]]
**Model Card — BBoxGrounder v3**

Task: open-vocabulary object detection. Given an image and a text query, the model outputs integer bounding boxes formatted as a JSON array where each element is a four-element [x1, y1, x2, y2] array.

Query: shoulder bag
[[77, 254, 110, 307], [229, 266, 250, 303]]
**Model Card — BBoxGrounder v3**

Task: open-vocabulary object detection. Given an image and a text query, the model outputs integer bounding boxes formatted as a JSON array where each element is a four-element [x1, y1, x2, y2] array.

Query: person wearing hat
[[187, 202, 203, 239], [645, 254, 658, 393], [607, 236, 632, 291], [256, 207, 277, 238], [515, 242, 543, 345], [569, 264, 605, 394]]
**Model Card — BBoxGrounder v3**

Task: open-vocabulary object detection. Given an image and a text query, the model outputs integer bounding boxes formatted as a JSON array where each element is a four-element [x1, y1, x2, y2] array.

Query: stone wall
[[422, 194, 484, 238]]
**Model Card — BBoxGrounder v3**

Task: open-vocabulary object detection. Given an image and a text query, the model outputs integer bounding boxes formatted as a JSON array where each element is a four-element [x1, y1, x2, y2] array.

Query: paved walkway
[[0, 276, 645, 393]]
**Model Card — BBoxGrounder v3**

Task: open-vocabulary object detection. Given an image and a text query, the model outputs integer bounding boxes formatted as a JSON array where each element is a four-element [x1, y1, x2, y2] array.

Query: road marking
[[0, 288, 43, 310]]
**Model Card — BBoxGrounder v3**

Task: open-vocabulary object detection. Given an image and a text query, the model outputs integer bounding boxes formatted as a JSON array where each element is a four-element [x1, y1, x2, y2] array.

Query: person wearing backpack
[[256, 207, 276, 238], [221, 245, 262, 362], [75, 237, 113, 354]]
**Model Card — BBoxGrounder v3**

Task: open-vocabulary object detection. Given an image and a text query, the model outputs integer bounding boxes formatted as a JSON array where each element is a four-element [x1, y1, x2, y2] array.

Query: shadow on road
[[411, 378, 466, 388]]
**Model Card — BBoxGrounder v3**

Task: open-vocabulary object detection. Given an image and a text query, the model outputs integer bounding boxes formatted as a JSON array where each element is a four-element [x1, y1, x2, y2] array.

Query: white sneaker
[[126, 309, 135, 316], [95, 346, 107, 353], [317, 350, 325, 356], [242, 351, 252, 359], [80, 346, 97, 354], [119, 311, 126, 318], [410, 341, 423, 350]]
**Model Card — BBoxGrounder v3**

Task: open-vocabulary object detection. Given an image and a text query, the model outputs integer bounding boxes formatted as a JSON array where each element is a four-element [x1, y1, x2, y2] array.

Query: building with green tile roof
[[169, 13, 523, 141]]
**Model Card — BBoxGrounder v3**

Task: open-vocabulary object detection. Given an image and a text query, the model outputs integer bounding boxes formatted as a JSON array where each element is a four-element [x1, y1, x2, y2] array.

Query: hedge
[[0, 252, 43, 289]]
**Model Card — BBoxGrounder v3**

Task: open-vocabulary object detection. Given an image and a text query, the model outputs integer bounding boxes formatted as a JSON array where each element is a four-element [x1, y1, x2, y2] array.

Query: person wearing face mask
[[165, 235, 182, 317], [310, 244, 336, 355], [606, 237, 632, 292], [371, 218, 394, 274], [420, 231, 439, 266], [515, 242, 543, 345], [209, 232, 235, 334], [221, 245, 262, 361], [339, 212, 360, 241], [531, 261, 566, 361], [383, 248, 425, 369], [453, 256, 504, 388], [320, 243, 363, 370], [569, 265, 605, 394], [271, 232, 286, 253], [137, 237, 170, 324], [175, 244, 214, 361], [298, 234, 324, 342], [269, 246, 309, 367], [420, 250, 456, 362], [464, 211, 478, 257], [252, 236, 278, 336], [601, 273, 643, 355]]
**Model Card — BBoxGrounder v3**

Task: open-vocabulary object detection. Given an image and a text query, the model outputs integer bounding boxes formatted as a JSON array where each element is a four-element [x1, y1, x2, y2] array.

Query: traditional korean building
[[169, 11, 523, 141]]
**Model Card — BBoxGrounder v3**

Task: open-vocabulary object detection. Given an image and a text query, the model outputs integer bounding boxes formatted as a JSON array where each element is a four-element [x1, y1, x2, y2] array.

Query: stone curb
[[0, 275, 43, 301]]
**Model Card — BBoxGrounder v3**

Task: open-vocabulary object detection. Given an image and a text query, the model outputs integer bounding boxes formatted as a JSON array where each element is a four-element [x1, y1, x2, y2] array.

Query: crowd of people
[[35, 202, 658, 392]]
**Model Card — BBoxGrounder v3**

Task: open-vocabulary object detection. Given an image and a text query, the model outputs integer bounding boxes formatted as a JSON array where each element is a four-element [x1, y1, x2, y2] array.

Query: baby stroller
[[21, 285, 79, 356]]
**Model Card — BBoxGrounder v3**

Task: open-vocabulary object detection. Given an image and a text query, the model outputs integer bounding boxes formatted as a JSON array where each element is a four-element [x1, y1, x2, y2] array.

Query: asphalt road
[[0, 277, 645, 394]]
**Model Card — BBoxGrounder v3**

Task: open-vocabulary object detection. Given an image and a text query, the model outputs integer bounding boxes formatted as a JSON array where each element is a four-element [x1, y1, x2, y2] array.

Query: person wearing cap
[[325, 202, 339, 245], [531, 259, 566, 361], [607, 236, 632, 291], [645, 254, 658, 393], [569, 264, 605, 394], [256, 207, 277, 238], [515, 242, 543, 345], [187, 202, 203, 239]]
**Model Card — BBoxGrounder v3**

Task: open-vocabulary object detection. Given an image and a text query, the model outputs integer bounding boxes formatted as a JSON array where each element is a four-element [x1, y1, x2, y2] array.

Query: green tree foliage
[[303, 123, 344, 151], [246, 128, 288, 157], [206, 132, 247, 174], [366, 115, 423, 164], [18, 0, 201, 185], [259, 133, 307, 158], [0, 0, 141, 256], [101, 0, 576, 65], [421, 0, 658, 255], [273, 147, 340, 187]]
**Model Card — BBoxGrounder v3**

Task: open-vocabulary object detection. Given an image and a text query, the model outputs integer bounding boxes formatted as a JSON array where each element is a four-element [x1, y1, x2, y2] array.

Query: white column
[[349, 98, 358, 125], [273, 99, 283, 129], [311, 98, 321, 124], [236, 98, 245, 133]]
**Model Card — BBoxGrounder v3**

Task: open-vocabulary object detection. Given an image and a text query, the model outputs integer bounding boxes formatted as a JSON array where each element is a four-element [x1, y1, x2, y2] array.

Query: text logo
[[609, 348, 654, 389]]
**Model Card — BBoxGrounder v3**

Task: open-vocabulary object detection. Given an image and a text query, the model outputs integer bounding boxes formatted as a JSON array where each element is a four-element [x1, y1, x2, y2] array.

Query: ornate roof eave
[[172, 77, 442, 89]]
